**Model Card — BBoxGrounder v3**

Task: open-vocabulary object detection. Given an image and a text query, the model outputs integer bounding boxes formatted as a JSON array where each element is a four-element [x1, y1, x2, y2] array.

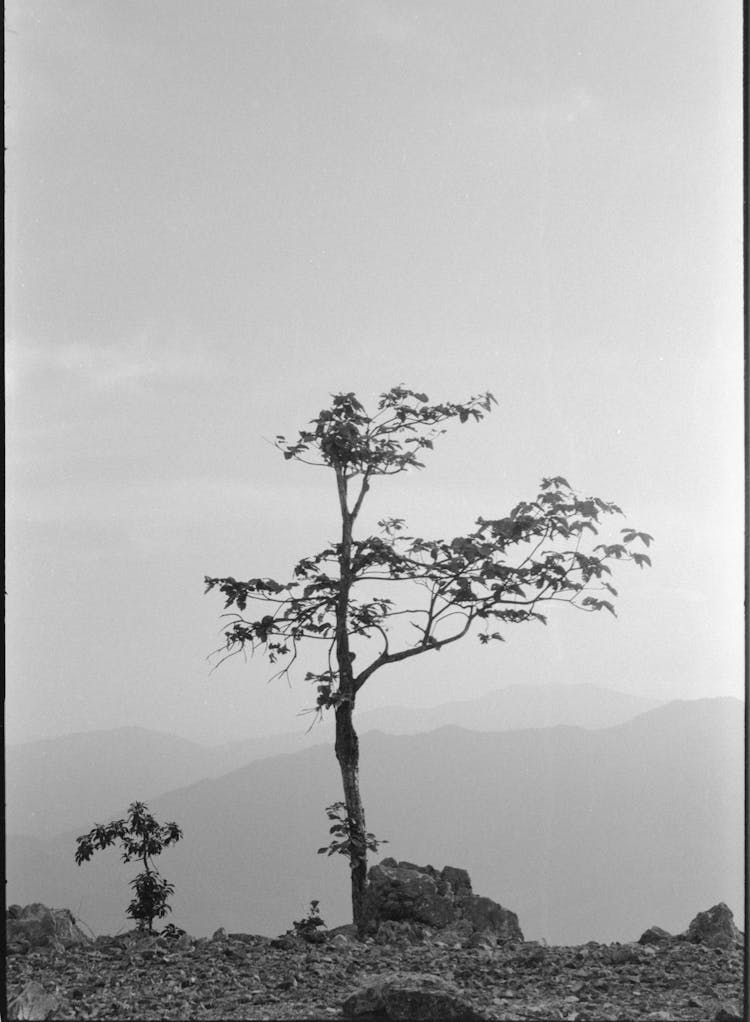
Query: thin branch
[[354, 610, 474, 691]]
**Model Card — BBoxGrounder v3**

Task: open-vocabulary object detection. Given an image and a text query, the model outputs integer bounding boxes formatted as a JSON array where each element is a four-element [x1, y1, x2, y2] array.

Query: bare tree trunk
[[333, 464, 370, 934], [335, 700, 369, 933]]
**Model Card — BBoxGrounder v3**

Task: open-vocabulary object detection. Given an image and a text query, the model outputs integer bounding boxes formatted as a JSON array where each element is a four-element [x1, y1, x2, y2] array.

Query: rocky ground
[[6, 925, 745, 1021]]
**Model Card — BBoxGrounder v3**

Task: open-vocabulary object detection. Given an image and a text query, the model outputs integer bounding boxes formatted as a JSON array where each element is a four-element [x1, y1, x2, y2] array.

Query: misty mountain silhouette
[[6, 683, 661, 839], [352, 682, 662, 735], [6, 697, 742, 946]]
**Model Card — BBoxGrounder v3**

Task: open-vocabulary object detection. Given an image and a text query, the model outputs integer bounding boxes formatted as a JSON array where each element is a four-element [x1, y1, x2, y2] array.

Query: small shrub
[[75, 801, 183, 932], [292, 900, 326, 943]]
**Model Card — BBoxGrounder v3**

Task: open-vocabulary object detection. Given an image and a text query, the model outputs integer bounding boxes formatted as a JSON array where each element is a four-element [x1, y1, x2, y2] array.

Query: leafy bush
[[75, 801, 183, 932], [292, 900, 326, 943]]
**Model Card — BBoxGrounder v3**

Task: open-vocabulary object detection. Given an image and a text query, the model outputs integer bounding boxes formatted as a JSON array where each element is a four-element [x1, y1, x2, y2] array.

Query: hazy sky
[[6, 0, 743, 746]]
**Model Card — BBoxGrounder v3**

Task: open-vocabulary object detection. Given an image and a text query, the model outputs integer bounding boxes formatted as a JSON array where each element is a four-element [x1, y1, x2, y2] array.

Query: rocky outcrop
[[365, 859, 455, 928], [7, 904, 91, 954], [638, 904, 744, 952], [364, 858, 523, 942], [341, 972, 489, 1020], [682, 903, 744, 949]]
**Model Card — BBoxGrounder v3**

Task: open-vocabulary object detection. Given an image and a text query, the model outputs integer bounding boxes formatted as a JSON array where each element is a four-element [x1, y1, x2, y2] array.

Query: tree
[[205, 387, 652, 932], [75, 802, 183, 932]]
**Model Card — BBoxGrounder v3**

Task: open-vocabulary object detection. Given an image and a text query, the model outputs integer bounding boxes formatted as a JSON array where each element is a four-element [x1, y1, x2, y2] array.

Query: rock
[[328, 923, 360, 940], [227, 932, 269, 947], [457, 894, 523, 942], [8, 980, 61, 1020], [364, 859, 523, 941], [375, 920, 428, 944], [441, 866, 473, 898], [606, 943, 641, 965], [683, 904, 744, 949], [518, 943, 547, 966], [211, 926, 227, 941], [638, 926, 673, 945], [270, 934, 298, 950], [6, 903, 91, 952], [433, 919, 474, 947], [365, 861, 456, 928], [341, 972, 489, 1020], [7, 941, 31, 956], [467, 929, 497, 949], [714, 1006, 743, 1022]]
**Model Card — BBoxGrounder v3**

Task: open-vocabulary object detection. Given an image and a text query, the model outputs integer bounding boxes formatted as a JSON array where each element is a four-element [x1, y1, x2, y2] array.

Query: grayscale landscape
[[5, 0, 742, 1019], [6, 690, 743, 946]]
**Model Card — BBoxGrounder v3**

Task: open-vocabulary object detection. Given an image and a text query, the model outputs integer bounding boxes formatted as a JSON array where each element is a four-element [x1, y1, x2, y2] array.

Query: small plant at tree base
[[74, 801, 183, 933], [292, 900, 327, 942]]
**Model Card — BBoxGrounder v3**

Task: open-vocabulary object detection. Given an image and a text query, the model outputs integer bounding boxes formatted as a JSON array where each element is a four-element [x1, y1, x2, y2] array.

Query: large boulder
[[364, 858, 523, 942], [365, 859, 455, 928], [7, 903, 91, 953], [682, 904, 744, 949], [341, 972, 489, 1020], [8, 980, 61, 1020]]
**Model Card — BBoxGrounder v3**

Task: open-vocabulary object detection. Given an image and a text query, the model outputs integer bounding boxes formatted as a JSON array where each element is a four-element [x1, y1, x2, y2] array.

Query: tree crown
[[205, 388, 652, 719]]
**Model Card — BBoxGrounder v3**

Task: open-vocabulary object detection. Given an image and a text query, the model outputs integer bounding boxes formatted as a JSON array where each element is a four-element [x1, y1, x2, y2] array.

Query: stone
[[364, 858, 523, 941], [7, 941, 31, 956], [227, 932, 269, 947], [8, 980, 61, 1020], [714, 1006, 743, 1022], [456, 894, 523, 942], [638, 926, 673, 945], [683, 904, 743, 949], [328, 923, 360, 940], [365, 861, 456, 928], [467, 928, 498, 949], [6, 903, 91, 952], [435, 919, 474, 947], [606, 943, 641, 965], [375, 919, 428, 944], [341, 972, 489, 1020], [441, 866, 472, 898]]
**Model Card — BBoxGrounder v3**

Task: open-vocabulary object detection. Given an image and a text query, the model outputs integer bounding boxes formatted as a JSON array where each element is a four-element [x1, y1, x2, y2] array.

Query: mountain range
[[5, 682, 661, 839], [5, 692, 743, 947]]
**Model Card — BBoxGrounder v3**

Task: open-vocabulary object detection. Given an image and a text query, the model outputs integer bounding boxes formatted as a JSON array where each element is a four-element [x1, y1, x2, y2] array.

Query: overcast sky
[[6, 0, 743, 746]]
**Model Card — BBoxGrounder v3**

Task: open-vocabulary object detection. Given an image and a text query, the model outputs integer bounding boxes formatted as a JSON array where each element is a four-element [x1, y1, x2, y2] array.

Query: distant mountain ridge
[[353, 681, 662, 734], [6, 683, 663, 839], [6, 696, 743, 947]]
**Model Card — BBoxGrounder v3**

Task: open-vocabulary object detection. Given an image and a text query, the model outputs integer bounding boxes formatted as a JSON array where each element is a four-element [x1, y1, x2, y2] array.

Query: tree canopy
[[205, 388, 652, 720]]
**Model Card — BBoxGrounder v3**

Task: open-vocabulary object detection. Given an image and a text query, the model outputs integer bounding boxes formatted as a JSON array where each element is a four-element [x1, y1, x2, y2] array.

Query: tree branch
[[353, 610, 474, 691]]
